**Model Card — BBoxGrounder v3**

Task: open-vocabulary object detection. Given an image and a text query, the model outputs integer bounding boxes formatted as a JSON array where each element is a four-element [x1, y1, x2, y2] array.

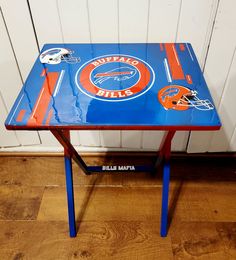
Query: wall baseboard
[[0, 147, 235, 159]]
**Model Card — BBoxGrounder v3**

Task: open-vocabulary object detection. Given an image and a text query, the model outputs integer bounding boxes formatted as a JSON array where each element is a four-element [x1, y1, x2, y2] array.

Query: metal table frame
[[51, 129, 175, 237]]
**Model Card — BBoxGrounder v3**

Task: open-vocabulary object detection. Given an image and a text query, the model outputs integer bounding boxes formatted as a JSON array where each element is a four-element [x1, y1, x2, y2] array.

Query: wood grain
[[170, 222, 228, 259], [0, 155, 235, 259], [0, 221, 173, 260], [37, 186, 162, 222], [0, 185, 44, 220]]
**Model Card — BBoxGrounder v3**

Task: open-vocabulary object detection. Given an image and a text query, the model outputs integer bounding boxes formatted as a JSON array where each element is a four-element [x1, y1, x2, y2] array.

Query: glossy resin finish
[[5, 43, 221, 130]]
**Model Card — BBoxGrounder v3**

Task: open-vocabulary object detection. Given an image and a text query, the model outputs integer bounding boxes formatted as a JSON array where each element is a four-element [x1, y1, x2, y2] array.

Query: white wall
[[0, 0, 235, 152]]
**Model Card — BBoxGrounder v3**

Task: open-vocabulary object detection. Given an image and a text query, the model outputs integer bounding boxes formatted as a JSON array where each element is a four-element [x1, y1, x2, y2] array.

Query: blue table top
[[5, 43, 221, 130]]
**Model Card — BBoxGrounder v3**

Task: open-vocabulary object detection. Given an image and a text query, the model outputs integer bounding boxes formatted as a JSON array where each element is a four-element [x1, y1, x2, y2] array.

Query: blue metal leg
[[64, 155, 76, 237], [160, 160, 170, 237], [159, 131, 175, 237]]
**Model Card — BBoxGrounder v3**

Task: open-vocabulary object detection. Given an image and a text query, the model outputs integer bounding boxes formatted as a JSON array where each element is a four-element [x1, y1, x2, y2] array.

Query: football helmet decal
[[158, 85, 214, 111], [40, 48, 80, 64]]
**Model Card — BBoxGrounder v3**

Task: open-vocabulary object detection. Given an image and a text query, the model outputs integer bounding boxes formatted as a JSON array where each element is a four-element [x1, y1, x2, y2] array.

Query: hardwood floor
[[0, 154, 235, 259]]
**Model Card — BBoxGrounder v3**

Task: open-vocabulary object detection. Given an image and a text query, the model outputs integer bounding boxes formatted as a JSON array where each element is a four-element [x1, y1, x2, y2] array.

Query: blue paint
[[161, 160, 170, 237], [5, 43, 221, 129], [64, 156, 76, 237]]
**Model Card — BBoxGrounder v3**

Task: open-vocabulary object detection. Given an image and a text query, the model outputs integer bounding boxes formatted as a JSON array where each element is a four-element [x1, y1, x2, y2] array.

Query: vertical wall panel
[[187, 131, 210, 153], [39, 131, 60, 146], [70, 131, 80, 146], [209, 49, 236, 151], [0, 92, 19, 147], [188, 0, 236, 152], [29, 0, 63, 49], [121, 131, 142, 149], [88, 0, 118, 42], [1, 0, 39, 81], [148, 0, 181, 42], [57, 0, 90, 43], [100, 131, 120, 148], [79, 131, 100, 147], [0, 8, 40, 146], [177, 0, 218, 67], [39, 130, 80, 146], [119, 0, 149, 42], [142, 131, 165, 150], [172, 132, 189, 151]]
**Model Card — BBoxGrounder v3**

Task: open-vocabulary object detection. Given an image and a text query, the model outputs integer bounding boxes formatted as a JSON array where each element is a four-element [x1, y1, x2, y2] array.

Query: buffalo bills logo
[[75, 54, 155, 102], [94, 66, 137, 84], [160, 87, 179, 102]]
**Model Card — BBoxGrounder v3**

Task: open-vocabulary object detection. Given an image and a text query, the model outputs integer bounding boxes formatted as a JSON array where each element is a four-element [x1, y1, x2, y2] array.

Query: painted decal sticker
[[40, 48, 80, 64], [102, 165, 136, 171], [164, 43, 185, 80], [75, 54, 155, 102], [27, 71, 59, 125], [158, 85, 214, 111]]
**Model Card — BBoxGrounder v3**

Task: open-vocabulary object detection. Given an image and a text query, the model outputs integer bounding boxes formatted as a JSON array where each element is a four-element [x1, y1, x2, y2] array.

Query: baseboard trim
[[0, 151, 235, 158]]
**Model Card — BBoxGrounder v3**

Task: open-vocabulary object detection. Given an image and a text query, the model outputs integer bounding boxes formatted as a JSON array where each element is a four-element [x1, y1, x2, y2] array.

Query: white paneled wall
[[187, 0, 236, 152], [0, 5, 40, 146], [0, 0, 235, 152]]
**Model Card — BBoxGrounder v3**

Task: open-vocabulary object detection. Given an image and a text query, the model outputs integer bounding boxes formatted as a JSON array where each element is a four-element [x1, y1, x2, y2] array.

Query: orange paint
[[27, 72, 59, 126], [45, 109, 53, 125], [186, 74, 193, 84], [16, 109, 26, 122], [41, 68, 48, 77], [179, 44, 185, 51], [79, 56, 150, 97], [160, 43, 164, 51], [164, 43, 185, 80]]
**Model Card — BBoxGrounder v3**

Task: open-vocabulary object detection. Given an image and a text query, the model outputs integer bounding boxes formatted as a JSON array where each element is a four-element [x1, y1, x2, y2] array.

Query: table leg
[[159, 130, 175, 237], [63, 131, 76, 237], [160, 159, 170, 237], [51, 128, 176, 238]]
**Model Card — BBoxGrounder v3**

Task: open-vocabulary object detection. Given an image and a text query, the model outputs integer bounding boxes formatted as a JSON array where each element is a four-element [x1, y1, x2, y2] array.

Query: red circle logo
[[75, 54, 155, 102]]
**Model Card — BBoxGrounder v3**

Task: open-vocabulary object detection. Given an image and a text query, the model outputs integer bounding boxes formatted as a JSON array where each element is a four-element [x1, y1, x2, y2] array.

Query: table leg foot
[[160, 160, 170, 237], [64, 155, 76, 237]]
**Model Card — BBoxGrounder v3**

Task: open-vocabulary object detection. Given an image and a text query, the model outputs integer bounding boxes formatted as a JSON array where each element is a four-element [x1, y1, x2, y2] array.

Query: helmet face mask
[[40, 48, 80, 65], [158, 85, 214, 111], [181, 90, 214, 110]]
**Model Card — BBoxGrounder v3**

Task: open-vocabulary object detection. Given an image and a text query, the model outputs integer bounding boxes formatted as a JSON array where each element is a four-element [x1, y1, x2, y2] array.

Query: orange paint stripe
[[179, 43, 185, 51], [95, 71, 132, 78], [165, 43, 185, 80], [45, 109, 53, 125], [27, 72, 59, 126], [160, 43, 164, 51], [41, 68, 48, 77], [16, 109, 26, 122], [186, 74, 193, 84]]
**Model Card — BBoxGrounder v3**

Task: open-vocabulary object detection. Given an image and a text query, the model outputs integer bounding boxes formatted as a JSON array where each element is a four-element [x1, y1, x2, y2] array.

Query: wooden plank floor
[[0, 155, 235, 259]]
